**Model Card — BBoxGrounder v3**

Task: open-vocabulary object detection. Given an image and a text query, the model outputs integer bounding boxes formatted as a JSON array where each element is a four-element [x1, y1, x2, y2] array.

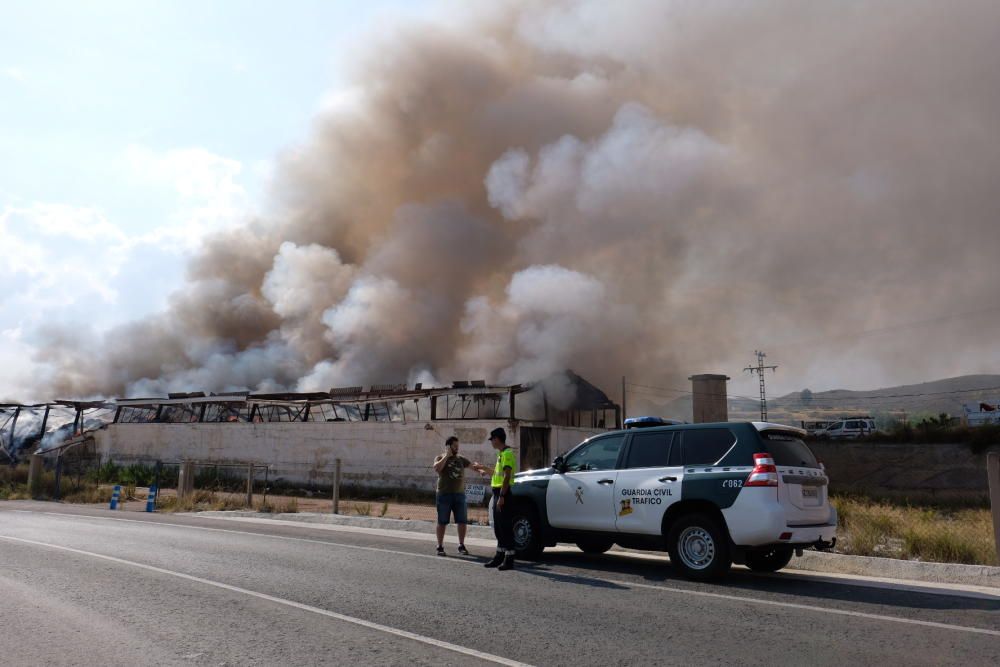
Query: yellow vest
[[491, 447, 517, 488]]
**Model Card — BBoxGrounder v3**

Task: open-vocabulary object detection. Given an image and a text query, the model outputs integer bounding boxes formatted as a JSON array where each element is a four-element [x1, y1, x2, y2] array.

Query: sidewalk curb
[[197, 510, 1000, 589], [788, 550, 1000, 588]]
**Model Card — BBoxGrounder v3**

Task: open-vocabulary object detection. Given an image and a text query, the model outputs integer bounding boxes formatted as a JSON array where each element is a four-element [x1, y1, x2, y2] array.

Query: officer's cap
[[488, 427, 506, 443]]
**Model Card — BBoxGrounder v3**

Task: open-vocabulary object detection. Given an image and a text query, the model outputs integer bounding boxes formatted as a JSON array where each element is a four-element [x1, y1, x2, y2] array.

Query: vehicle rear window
[[624, 431, 674, 469], [681, 429, 736, 465], [761, 431, 819, 468]]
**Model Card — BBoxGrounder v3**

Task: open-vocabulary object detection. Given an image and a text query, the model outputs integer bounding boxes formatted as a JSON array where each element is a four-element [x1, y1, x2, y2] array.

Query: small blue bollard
[[109, 484, 121, 510], [145, 485, 158, 512]]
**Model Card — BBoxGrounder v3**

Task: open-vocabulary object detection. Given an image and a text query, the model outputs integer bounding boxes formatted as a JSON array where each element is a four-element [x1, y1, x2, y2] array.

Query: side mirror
[[552, 456, 566, 473]]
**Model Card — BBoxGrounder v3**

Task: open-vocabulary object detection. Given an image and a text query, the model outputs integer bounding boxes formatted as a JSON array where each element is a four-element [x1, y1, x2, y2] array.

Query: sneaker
[[436, 546, 445, 556], [457, 544, 469, 555]]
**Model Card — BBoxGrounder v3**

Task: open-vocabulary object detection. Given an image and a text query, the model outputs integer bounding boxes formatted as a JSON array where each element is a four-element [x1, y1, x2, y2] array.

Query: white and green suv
[[507, 422, 837, 580]]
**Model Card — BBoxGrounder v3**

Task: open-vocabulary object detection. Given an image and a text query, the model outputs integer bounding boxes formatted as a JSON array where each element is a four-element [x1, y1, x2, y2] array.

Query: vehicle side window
[[846, 420, 860, 429], [681, 429, 736, 466], [564, 434, 626, 472], [624, 431, 674, 469], [827, 422, 842, 430]]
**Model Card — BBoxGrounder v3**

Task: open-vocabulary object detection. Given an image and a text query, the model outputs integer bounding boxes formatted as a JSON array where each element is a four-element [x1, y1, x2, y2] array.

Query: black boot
[[484, 551, 504, 568], [498, 553, 515, 571]]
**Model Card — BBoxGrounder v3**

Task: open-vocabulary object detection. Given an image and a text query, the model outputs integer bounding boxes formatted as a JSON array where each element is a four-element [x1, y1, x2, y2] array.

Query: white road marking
[[0, 533, 532, 667], [4, 509, 1000, 638]]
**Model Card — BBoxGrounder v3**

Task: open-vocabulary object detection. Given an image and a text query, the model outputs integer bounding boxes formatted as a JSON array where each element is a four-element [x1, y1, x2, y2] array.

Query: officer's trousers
[[491, 487, 515, 553]]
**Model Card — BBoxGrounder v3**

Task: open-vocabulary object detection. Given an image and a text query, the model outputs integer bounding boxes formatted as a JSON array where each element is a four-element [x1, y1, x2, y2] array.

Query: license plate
[[802, 487, 819, 499]]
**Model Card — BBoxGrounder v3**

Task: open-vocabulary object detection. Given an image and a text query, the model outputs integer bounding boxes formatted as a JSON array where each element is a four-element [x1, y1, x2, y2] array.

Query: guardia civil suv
[[508, 422, 836, 580]]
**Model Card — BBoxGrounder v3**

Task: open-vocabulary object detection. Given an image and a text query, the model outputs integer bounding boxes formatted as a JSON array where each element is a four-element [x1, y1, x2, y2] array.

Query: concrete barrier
[[810, 441, 1000, 499]]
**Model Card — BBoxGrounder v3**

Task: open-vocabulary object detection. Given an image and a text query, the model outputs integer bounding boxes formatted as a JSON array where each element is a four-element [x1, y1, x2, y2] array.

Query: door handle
[[658, 476, 677, 483], [597, 479, 615, 485]]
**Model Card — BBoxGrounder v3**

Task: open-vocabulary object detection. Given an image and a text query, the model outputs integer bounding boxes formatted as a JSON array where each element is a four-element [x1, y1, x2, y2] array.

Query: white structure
[[962, 402, 1000, 427], [94, 376, 619, 492]]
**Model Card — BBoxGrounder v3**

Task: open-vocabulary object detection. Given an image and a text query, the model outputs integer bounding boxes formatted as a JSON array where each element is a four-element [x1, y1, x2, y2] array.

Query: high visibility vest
[[491, 447, 517, 489]]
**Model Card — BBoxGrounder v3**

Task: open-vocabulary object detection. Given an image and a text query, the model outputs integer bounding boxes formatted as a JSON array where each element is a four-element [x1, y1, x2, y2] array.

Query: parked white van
[[816, 417, 876, 439]]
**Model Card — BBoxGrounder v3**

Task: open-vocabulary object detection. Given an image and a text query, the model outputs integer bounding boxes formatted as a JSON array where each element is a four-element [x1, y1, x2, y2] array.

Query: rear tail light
[[745, 453, 778, 487]]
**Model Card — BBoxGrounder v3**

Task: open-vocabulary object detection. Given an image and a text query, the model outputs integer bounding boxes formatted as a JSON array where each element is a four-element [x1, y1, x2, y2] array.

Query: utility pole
[[744, 351, 778, 422], [621, 376, 627, 421]]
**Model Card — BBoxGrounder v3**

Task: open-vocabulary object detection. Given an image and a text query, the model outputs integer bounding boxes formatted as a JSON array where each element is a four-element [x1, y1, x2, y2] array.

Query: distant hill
[[641, 374, 1000, 426]]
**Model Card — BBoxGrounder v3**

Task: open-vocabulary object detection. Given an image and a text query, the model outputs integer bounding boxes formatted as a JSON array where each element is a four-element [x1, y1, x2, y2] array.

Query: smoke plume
[[30, 0, 1000, 404]]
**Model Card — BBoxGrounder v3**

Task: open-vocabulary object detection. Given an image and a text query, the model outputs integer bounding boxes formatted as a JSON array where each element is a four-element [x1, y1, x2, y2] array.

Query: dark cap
[[488, 427, 506, 443]]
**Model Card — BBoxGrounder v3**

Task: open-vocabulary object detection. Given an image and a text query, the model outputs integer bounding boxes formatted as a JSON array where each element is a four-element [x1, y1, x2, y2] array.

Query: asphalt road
[[1, 501, 998, 666]]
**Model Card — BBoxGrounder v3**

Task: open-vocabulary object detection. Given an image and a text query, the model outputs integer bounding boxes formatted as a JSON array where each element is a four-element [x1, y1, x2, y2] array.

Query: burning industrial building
[[3, 371, 620, 491]]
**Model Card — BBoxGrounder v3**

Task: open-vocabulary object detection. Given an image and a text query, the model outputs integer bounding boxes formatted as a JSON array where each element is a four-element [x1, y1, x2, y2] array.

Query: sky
[[0, 0, 424, 399]]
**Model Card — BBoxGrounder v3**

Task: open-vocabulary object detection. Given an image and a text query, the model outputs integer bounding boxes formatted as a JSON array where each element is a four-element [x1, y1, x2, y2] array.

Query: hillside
[[642, 374, 1000, 425]]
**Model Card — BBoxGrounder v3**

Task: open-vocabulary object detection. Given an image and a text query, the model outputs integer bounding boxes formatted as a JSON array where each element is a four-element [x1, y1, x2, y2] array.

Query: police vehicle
[[508, 421, 836, 580]]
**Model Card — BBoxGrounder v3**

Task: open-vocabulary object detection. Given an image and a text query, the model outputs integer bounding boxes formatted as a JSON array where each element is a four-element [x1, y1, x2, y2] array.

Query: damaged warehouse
[[5, 372, 620, 493]]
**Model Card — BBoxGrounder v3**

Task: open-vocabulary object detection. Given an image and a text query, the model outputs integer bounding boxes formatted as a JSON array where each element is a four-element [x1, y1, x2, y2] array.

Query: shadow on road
[[528, 551, 1000, 613]]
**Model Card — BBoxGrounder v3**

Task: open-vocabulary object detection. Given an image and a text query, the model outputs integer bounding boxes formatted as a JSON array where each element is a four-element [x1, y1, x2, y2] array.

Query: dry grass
[[62, 485, 114, 504], [832, 496, 997, 565], [158, 490, 250, 513]]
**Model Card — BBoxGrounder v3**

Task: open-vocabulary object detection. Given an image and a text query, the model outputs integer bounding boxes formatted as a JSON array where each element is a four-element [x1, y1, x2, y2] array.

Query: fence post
[[332, 458, 342, 514], [27, 454, 43, 499], [153, 460, 162, 497], [178, 460, 194, 500], [246, 463, 254, 507], [263, 466, 269, 506], [988, 452, 1000, 565]]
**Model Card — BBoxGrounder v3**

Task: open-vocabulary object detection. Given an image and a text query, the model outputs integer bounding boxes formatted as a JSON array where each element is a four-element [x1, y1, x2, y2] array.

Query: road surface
[[0, 501, 997, 666]]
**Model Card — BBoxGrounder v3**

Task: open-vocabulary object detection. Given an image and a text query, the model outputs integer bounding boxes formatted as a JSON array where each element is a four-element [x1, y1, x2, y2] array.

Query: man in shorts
[[433, 436, 486, 556]]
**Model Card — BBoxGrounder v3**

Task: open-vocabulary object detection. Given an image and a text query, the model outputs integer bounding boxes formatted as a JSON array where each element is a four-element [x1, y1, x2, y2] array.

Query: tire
[[575, 537, 614, 554], [510, 506, 544, 560], [744, 546, 794, 573], [666, 513, 732, 580]]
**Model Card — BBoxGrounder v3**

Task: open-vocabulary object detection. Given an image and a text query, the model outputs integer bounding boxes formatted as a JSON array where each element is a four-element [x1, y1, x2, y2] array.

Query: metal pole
[[153, 460, 162, 498], [332, 458, 342, 514], [988, 452, 1000, 565], [246, 463, 254, 507], [263, 466, 268, 506], [7, 406, 20, 459], [621, 376, 627, 421]]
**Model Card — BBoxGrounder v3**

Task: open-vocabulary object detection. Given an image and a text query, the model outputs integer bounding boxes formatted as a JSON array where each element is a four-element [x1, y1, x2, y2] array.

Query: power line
[[626, 380, 1000, 404]]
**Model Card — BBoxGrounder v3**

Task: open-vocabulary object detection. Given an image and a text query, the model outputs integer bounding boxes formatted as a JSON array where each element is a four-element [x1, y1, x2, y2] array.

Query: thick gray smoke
[[30, 0, 1000, 404]]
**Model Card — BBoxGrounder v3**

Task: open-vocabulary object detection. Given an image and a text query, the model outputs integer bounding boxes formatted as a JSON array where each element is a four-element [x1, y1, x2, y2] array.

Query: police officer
[[483, 427, 518, 571]]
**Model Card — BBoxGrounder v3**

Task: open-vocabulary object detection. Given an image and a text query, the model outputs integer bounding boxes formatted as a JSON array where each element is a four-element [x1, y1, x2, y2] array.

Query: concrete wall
[[96, 420, 604, 492], [810, 441, 1000, 499]]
